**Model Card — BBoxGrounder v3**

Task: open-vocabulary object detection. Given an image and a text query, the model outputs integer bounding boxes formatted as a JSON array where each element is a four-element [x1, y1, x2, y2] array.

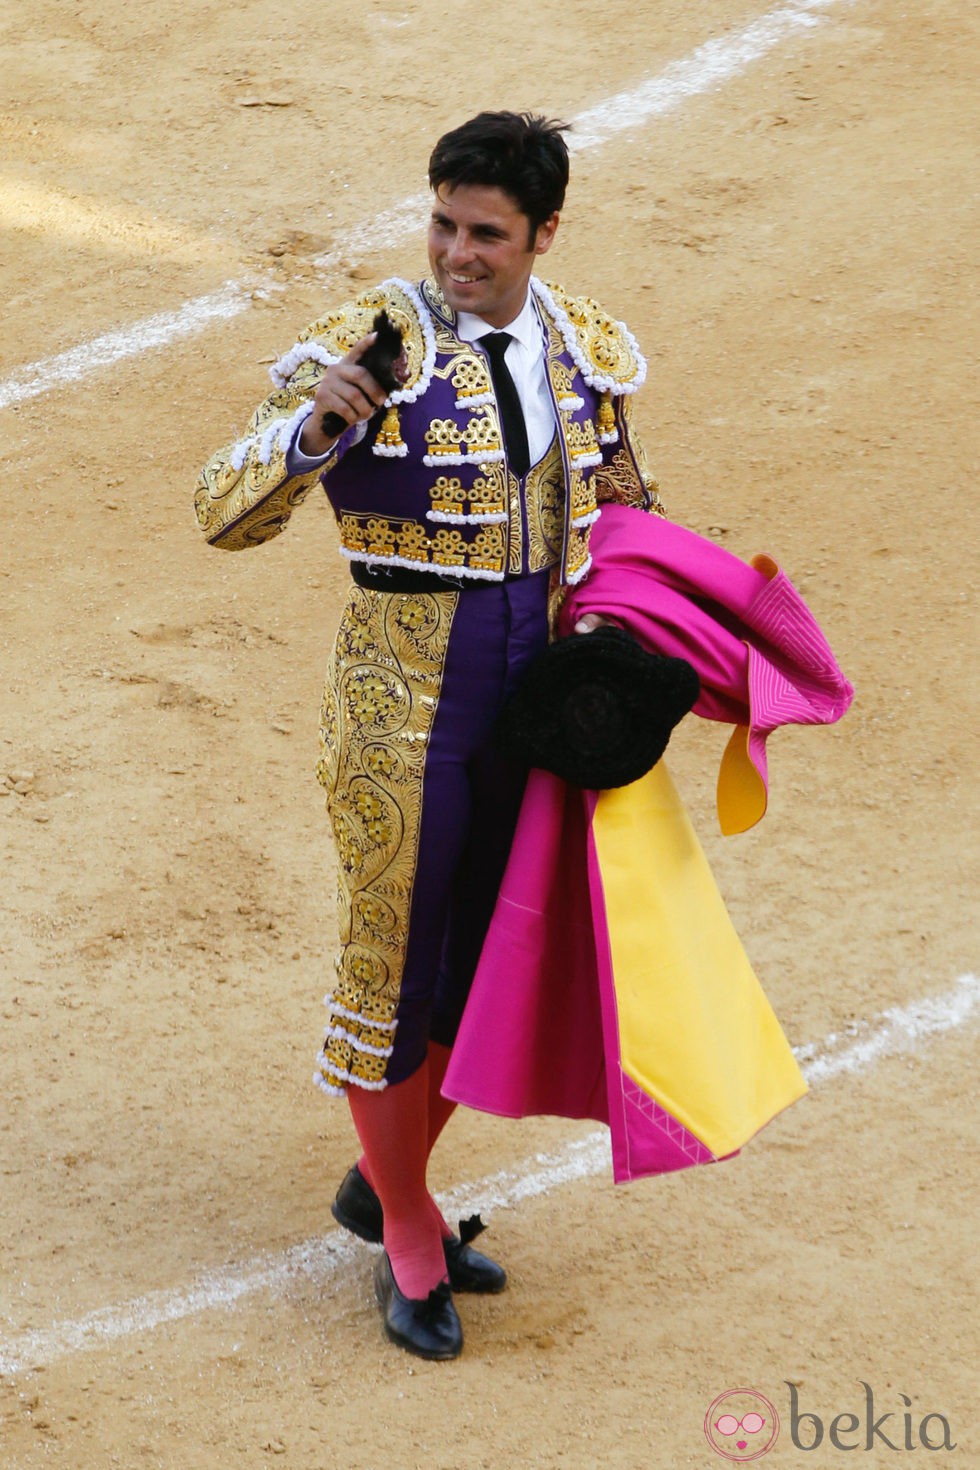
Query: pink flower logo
[[704, 1389, 780, 1461]]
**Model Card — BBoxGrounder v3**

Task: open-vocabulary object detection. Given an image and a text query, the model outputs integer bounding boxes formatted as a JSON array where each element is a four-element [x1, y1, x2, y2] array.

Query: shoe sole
[[330, 1198, 382, 1245], [447, 1271, 507, 1295]]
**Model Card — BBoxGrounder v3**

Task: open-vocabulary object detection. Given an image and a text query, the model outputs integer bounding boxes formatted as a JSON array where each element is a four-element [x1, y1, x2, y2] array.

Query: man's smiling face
[[427, 183, 558, 328]]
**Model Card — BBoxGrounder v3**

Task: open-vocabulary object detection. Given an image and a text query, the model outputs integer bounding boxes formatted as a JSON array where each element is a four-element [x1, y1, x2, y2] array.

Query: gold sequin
[[451, 355, 494, 401], [424, 417, 466, 458]]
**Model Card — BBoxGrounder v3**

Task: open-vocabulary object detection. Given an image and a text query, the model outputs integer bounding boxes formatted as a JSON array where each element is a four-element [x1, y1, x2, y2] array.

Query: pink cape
[[565, 506, 854, 834], [443, 508, 853, 1182]]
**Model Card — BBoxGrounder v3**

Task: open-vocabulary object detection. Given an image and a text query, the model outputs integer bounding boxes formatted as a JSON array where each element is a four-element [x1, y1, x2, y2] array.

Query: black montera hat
[[496, 626, 700, 790]]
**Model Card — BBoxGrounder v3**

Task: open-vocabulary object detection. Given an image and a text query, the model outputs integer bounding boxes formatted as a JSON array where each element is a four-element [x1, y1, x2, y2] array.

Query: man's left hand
[[573, 614, 615, 635]]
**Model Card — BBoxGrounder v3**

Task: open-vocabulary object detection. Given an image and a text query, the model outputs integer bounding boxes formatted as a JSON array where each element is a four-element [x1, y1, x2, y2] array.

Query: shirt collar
[[455, 290, 541, 353]]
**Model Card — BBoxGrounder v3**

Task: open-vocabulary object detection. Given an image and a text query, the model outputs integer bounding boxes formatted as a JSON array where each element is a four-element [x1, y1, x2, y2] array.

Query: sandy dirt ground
[[1, 0, 977, 1465]]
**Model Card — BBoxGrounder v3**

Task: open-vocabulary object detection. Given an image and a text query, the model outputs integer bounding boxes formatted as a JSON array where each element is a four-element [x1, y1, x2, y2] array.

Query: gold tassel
[[375, 404, 404, 451], [597, 391, 616, 438]]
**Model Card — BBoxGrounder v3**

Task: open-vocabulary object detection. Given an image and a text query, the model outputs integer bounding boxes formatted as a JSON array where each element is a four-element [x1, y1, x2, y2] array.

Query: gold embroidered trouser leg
[[314, 585, 458, 1095]]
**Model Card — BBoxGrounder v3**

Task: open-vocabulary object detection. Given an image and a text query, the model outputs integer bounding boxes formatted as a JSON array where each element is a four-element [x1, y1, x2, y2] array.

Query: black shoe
[[332, 1165, 507, 1294], [331, 1164, 384, 1244], [373, 1252, 463, 1361], [443, 1214, 507, 1295]]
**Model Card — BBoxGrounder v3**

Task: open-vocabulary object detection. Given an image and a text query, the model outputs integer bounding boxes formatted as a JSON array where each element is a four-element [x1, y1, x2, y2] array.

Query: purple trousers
[[385, 570, 551, 1082]]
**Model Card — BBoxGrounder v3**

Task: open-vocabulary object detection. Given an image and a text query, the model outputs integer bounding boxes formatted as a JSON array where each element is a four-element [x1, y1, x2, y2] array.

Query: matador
[[195, 111, 663, 1359]]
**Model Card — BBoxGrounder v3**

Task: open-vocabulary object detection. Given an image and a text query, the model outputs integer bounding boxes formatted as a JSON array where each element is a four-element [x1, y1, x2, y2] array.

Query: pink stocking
[[347, 1067, 447, 1299], [425, 1041, 458, 1155], [355, 1044, 461, 1245], [425, 1042, 458, 1240]]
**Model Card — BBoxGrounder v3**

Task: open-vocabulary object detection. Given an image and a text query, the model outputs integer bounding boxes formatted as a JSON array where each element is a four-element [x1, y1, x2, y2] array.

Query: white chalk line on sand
[[0, 971, 974, 1377], [0, 0, 850, 415]]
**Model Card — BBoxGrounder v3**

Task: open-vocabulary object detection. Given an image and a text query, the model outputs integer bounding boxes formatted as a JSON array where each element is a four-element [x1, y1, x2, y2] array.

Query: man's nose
[[446, 231, 474, 266]]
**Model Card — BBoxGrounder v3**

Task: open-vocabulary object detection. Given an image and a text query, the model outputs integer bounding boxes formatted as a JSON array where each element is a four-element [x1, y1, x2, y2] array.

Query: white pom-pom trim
[[323, 998, 397, 1031], [258, 415, 289, 465], [426, 510, 508, 525], [422, 449, 506, 467], [455, 392, 495, 410], [314, 1067, 388, 1096], [570, 450, 604, 470], [598, 430, 619, 445], [313, 1072, 346, 1097], [267, 276, 435, 410], [565, 552, 594, 585], [230, 401, 317, 473], [339, 549, 505, 583], [558, 395, 585, 411], [570, 508, 601, 530], [276, 400, 315, 453], [380, 277, 436, 407], [229, 436, 253, 472], [270, 340, 340, 389], [372, 442, 409, 458], [323, 1023, 394, 1059]]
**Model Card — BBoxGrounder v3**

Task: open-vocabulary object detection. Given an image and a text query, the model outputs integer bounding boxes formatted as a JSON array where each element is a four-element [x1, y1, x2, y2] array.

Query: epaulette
[[269, 277, 436, 406], [531, 278, 647, 396]]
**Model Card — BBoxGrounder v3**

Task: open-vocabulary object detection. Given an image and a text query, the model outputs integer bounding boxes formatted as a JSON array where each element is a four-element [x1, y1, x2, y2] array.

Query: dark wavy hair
[[428, 111, 570, 240]]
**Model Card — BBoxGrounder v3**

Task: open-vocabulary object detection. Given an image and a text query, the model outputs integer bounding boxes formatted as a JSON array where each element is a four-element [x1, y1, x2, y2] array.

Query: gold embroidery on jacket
[[451, 355, 494, 402], [565, 419, 602, 465], [428, 477, 466, 517], [565, 524, 592, 581], [315, 587, 458, 1091], [463, 413, 504, 457], [540, 280, 645, 388], [299, 286, 428, 391], [338, 513, 507, 577], [549, 359, 582, 404], [426, 472, 507, 522], [524, 438, 565, 572], [569, 467, 598, 522], [468, 525, 508, 572], [195, 281, 429, 551], [507, 467, 522, 576], [194, 456, 321, 549], [424, 418, 466, 459], [468, 471, 507, 517], [431, 527, 467, 567], [194, 380, 336, 549], [592, 395, 666, 513]]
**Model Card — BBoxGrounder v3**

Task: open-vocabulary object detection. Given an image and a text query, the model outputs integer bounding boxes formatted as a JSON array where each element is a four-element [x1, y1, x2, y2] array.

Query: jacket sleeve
[[592, 391, 667, 516], [194, 280, 429, 550], [192, 346, 344, 551]]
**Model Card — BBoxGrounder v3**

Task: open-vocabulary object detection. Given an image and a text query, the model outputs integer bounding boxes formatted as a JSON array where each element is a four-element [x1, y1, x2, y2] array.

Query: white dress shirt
[[455, 291, 557, 468]]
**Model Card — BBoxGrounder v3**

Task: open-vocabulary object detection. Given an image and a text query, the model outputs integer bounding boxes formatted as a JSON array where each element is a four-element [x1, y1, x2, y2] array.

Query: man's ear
[[534, 211, 560, 257]]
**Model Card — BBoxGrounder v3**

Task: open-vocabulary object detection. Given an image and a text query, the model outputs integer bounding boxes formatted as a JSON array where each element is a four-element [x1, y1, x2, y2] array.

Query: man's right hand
[[298, 332, 389, 456]]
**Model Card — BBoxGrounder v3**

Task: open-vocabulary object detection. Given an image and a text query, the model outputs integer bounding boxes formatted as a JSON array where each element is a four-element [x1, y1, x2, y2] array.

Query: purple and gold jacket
[[195, 276, 664, 586]]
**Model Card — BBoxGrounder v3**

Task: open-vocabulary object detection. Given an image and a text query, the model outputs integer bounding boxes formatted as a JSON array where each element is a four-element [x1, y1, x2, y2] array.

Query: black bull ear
[[318, 310, 405, 440]]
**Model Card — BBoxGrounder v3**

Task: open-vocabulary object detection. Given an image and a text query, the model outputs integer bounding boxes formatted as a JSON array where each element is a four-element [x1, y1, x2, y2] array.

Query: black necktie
[[482, 332, 530, 479]]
